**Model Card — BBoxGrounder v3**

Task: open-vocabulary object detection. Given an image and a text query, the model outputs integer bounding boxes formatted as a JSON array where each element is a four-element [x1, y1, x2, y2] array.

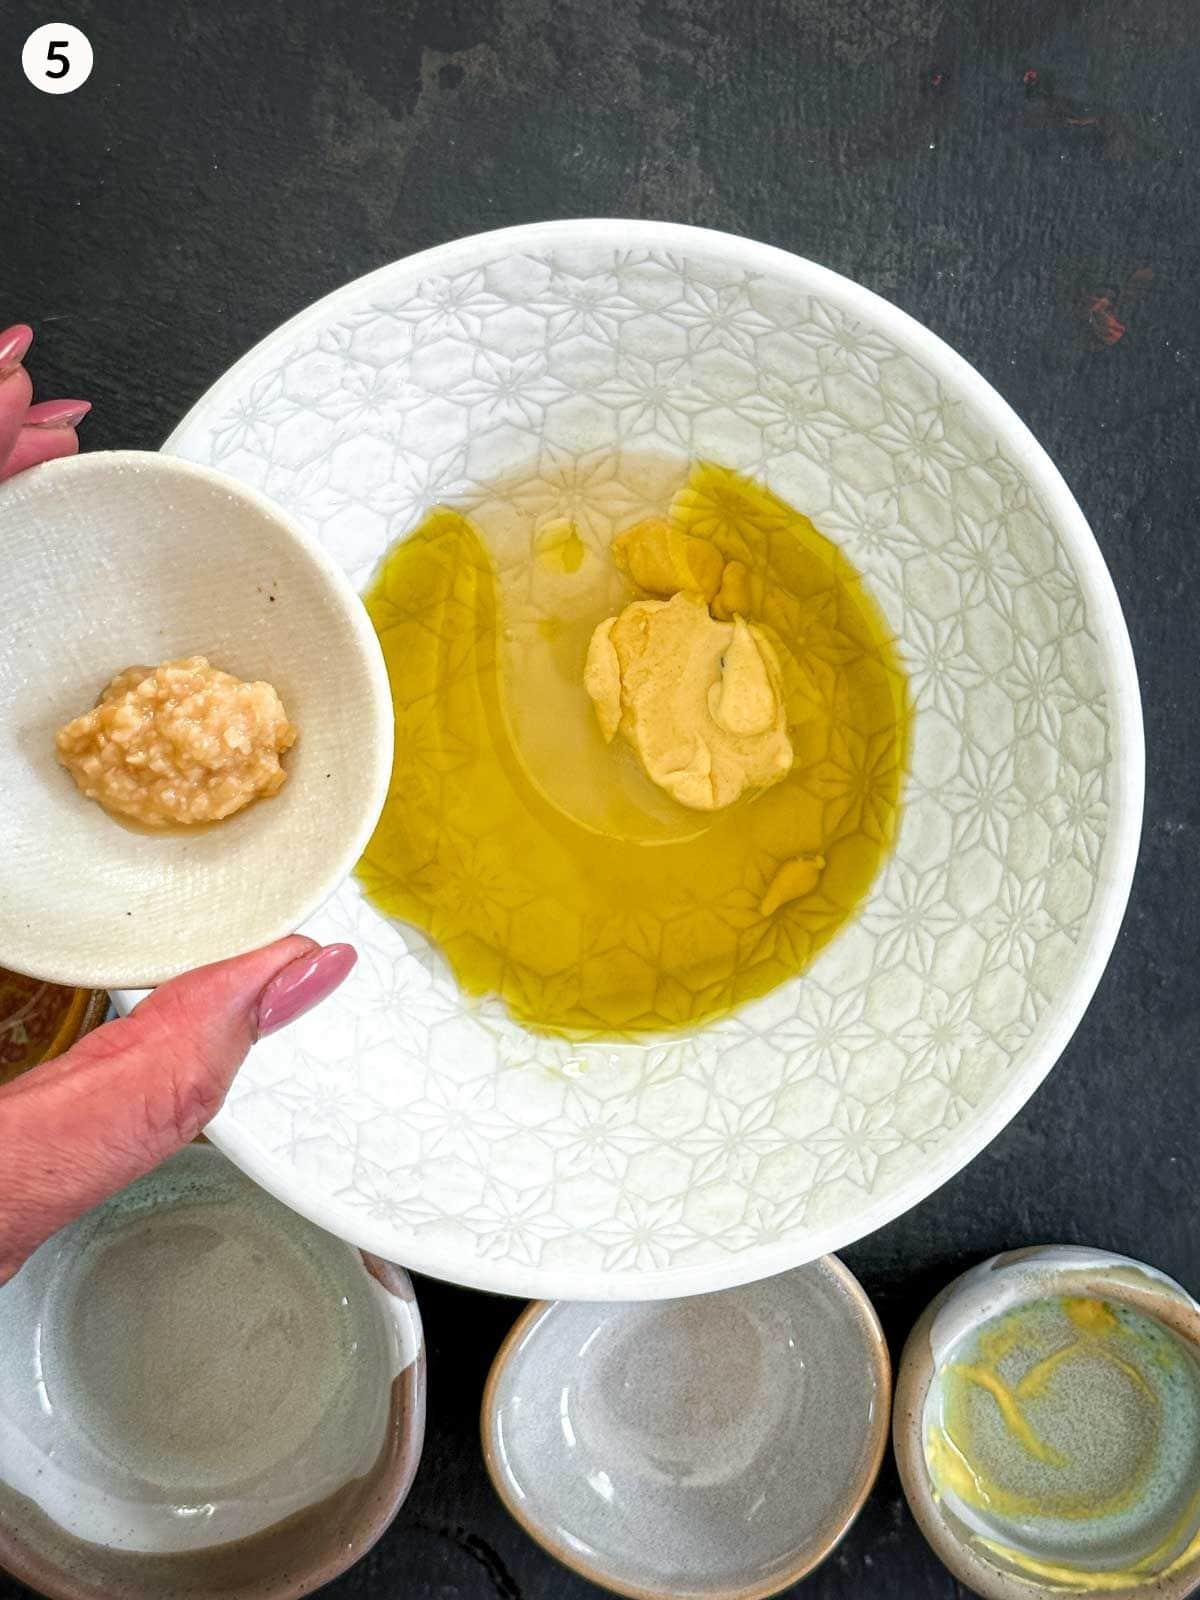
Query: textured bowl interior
[[136, 221, 1142, 1299], [0, 451, 393, 988]]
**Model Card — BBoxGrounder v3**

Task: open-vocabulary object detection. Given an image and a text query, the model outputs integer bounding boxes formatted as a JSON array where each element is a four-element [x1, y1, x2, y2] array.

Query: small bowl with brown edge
[[482, 1256, 890, 1600], [0, 1143, 425, 1600], [894, 1246, 1200, 1600]]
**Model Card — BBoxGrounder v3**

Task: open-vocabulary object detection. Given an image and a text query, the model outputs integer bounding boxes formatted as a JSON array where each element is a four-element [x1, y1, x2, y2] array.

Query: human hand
[[0, 323, 355, 1282], [0, 939, 356, 1284], [0, 323, 91, 479]]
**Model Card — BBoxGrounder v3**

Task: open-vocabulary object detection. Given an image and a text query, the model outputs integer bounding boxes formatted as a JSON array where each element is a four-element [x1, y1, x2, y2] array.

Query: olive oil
[[358, 461, 910, 1036]]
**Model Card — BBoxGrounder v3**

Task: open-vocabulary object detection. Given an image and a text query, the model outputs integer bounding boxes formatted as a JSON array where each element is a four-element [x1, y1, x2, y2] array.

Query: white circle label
[[22, 24, 93, 94]]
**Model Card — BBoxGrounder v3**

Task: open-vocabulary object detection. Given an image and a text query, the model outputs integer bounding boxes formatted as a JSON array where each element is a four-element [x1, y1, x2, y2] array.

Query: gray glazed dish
[[894, 1246, 1200, 1600], [481, 1256, 890, 1600], [0, 1145, 426, 1600]]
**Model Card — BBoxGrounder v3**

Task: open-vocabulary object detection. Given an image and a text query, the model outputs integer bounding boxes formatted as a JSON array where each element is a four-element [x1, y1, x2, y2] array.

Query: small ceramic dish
[[0, 449, 393, 989], [0, 967, 107, 1086], [481, 1257, 890, 1600], [894, 1246, 1200, 1600], [0, 1144, 425, 1600]]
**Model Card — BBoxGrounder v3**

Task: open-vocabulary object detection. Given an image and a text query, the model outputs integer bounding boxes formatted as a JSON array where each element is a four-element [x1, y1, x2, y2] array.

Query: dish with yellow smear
[[896, 1248, 1200, 1600], [358, 460, 910, 1036], [928, 1298, 1200, 1558]]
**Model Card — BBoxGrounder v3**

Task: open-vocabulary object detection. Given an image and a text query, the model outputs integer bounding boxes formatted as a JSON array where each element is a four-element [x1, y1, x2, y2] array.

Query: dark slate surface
[[3, 1, 1198, 1596]]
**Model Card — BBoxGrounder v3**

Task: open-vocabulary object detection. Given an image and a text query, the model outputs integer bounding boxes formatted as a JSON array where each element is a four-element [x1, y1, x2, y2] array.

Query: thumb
[[0, 937, 356, 1282]]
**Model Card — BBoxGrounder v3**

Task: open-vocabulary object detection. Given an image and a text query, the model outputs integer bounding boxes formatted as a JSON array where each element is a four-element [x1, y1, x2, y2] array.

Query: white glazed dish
[[0, 1144, 426, 1600], [481, 1258, 890, 1600], [0, 450, 393, 989], [114, 219, 1141, 1301]]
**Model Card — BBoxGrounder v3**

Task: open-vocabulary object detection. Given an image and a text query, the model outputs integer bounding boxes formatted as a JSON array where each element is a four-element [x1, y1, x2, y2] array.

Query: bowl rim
[[0, 447, 394, 990], [158, 219, 1144, 1301], [479, 1253, 892, 1600], [892, 1247, 1200, 1600]]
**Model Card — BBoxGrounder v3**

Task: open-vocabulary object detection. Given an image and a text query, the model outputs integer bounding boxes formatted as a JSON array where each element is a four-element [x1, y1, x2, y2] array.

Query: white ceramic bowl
[[129, 220, 1141, 1300], [0, 450, 393, 988]]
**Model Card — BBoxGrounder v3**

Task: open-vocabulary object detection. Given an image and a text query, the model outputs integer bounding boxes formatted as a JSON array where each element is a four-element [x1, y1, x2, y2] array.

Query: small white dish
[[481, 1258, 890, 1600], [0, 449, 393, 989], [0, 1144, 425, 1600]]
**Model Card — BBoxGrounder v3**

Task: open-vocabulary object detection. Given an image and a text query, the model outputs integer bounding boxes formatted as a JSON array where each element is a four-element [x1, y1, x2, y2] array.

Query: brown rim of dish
[[892, 1256, 1200, 1600], [480, 1254, 892, 1600], [0, 983, 108, 1083], [48, 989, 110, 1060]]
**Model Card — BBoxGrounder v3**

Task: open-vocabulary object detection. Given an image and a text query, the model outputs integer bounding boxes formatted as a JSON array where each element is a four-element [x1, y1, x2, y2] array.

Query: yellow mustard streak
[[949, 1361, 1067, 1467], [1065, 1296, 1120, 1336], [926, 1423, 1001, 1511], [976, 1502, 1200, 1594]]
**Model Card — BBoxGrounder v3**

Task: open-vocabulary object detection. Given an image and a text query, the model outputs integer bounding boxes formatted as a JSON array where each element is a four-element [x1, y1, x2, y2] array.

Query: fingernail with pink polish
[[24, 399, 91, 430], [256, 943, 357, 1037], [0, 324, 33, 379]]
